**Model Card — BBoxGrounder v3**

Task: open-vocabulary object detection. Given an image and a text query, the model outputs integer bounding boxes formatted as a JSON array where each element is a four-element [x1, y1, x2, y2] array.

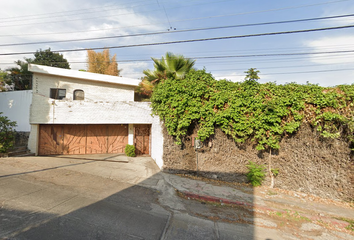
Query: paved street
[[0, 155, 353, 240]]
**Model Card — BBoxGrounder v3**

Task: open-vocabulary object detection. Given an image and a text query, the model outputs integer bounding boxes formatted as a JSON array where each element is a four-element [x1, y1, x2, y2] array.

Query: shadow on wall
[[0, 169, 255, 239]]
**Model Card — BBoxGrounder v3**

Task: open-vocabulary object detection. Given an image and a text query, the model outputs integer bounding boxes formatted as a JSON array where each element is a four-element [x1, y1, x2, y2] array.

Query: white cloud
[[305, 35, 354, 64], [213, 71, 244, 82], [119, 61, 149, 79], [0, 0, 163, 71]]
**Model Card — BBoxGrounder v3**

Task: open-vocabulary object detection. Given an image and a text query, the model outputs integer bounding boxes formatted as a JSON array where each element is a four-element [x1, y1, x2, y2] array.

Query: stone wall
[[14, 131, 30, 147], [163, 124, 354, 201]]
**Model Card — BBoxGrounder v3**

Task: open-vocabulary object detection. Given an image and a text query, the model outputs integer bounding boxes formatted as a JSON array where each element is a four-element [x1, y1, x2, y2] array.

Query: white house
[[27, 64, 164, 168]]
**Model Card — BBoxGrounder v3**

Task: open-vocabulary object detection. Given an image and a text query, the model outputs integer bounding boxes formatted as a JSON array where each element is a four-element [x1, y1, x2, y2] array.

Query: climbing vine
[[151, 69, 354, 150]]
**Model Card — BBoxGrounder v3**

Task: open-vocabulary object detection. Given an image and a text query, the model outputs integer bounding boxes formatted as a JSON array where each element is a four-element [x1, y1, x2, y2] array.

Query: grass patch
[[267, 190, 278, 196], [335, 217, 354, 231], [269, 209, 311, 222]]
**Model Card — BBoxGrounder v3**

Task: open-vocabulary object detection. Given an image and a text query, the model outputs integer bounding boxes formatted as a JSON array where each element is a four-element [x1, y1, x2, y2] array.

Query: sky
[[1, 0, 354, 86]]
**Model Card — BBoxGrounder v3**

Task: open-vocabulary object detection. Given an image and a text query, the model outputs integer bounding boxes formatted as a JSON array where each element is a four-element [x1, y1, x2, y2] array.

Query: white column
[[28, 124, 39, 155], [128, 124, 134, 145]]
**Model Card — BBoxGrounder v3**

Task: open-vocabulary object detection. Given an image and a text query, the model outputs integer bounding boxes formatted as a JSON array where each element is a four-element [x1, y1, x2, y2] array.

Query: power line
[[0, 0, 348, 29], [1, 24, 354, 56], [2, 13, 354, 47], [0, 0, 151, 21], [0, 0, 234, 28], [2, 49, 354, 65], [259, 68, 354, 75], [0, 0, 153, 23], [4, 68, 354, 78]]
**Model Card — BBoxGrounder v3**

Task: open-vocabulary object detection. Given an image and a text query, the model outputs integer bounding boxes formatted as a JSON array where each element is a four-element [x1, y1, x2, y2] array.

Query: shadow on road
[[0, 162, 255, 239]]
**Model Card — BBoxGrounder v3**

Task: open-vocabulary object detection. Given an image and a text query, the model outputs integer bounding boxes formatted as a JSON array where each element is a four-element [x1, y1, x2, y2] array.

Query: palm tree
[[137, 52, 196, 99]]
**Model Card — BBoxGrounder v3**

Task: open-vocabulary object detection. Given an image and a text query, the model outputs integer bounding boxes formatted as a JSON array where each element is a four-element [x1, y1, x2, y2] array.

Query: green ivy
[[151, 70, 354, 149]]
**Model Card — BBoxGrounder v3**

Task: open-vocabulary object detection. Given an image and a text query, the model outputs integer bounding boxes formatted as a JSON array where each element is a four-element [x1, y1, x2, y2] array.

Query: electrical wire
[[0, 0, 349, 28], [1, 24, 354, 56], [2, 13, 354, 47]]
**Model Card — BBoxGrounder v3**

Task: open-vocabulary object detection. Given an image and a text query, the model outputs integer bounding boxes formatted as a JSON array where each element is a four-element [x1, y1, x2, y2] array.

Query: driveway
[[0, 155, 169, 240]]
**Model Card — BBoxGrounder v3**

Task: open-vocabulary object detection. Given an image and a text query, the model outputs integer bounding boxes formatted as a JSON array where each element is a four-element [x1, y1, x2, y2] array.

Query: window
[[50, 88, 66, 100], [74, 90, 84, 100]]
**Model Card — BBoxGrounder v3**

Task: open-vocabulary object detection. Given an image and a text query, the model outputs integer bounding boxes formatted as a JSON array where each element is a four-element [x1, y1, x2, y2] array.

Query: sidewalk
[[163, 173, 354, 233]]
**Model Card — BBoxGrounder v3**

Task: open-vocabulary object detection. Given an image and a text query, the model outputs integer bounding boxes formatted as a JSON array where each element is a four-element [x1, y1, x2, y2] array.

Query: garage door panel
[[134, 125, 150, 155], [107, 125, 128, 153], [39, 124, 129, 155], [39, 125, 63, 155], [63, 125, 86, 154], [86, 125, 108, 154]]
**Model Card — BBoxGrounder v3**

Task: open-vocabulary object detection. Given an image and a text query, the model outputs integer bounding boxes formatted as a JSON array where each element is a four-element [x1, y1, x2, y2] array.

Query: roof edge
[[28, 64, 140, 87]]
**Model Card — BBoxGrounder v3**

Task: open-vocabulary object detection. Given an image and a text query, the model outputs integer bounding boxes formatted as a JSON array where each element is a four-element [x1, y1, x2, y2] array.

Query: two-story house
[[27, 64, 164, 168]]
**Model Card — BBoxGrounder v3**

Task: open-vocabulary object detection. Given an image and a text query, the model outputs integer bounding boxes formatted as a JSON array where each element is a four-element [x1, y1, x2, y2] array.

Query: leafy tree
[[0, 112, 17, 153], [137, 52, 196, 98], [7, 60, 33, 90], [87, 49, 121, 76], [244, 68, 260, 82], [6, 48, 70, 90], [32, 48, 70, 69], [0, 70, 11, 91]]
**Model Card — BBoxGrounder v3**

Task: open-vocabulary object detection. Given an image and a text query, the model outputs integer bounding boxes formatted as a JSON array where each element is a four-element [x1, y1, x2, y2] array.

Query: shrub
[[125, 144, 136, 157], [0, 112, 17, 153], [246, 161, 266, 187]]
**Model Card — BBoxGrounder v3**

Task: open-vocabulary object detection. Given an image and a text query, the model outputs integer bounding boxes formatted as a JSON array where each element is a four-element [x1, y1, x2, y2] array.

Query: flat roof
[[28, 64, 140, 87]]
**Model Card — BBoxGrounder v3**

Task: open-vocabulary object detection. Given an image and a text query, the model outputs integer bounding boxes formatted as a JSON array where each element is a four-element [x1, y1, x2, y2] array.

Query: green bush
[[246, 161, 266, 187], [125, 144, 136, 157], [151, 69, 354, 150], [0, 112, 17, 153]]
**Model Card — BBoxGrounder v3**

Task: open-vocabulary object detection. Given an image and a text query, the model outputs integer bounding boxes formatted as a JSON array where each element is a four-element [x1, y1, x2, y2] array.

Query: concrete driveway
[[0, 155, 170, 240]]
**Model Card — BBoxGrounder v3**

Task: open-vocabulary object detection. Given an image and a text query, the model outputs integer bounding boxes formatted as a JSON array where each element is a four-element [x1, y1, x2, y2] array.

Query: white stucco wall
[[32, 74, 135, 102], [0, 90, 32, 131], [29, 101, 164, 168]]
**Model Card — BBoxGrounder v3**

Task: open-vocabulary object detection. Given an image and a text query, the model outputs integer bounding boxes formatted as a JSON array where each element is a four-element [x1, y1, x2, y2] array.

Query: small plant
[[335, 217, 354, 231], [0, 112, 17, 153], [275, 212, 282, 217], [124, 144, 136, 157], [271, 168, 279, 177], [246, 161, 266, 187]]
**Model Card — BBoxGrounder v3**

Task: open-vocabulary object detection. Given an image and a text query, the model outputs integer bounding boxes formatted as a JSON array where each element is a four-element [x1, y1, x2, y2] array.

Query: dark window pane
[[74, 90, 84, 100]]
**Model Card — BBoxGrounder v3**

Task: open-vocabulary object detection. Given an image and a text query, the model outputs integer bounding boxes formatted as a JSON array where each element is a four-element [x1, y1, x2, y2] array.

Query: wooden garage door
[[39, 124, 128, 155], [134, 124, 151, 155]]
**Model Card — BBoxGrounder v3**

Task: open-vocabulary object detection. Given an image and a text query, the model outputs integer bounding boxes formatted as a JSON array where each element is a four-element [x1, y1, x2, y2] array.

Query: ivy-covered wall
[[162, 123, 354, 201], [152, 69, 354, 201]]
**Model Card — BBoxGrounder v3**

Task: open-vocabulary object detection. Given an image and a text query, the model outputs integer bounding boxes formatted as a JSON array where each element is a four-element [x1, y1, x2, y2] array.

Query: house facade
[[27, 64, 164, 168]]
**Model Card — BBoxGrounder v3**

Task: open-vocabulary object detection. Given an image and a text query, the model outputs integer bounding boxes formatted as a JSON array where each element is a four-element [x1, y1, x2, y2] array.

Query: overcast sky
[[1, 0, 354, 86]]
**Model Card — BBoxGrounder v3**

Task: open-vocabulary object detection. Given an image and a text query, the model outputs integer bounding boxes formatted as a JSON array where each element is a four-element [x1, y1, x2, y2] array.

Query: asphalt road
[[1, 156, 351, 240], [0, 156, 260, 240]]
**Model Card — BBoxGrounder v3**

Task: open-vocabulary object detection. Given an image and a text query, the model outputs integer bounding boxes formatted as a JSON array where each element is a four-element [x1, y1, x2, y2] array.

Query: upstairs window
[[74, 90, 84, 100], [50, 88, 66, 100]]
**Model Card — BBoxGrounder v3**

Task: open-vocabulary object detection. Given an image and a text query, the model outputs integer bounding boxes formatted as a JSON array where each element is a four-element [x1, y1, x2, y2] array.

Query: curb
[[177, 190, 254, 208], [176, 190, 353, 231]]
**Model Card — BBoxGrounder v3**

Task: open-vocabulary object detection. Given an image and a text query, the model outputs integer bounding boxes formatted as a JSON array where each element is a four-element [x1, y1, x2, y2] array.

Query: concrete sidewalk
[[164, 173, 354, 233]]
